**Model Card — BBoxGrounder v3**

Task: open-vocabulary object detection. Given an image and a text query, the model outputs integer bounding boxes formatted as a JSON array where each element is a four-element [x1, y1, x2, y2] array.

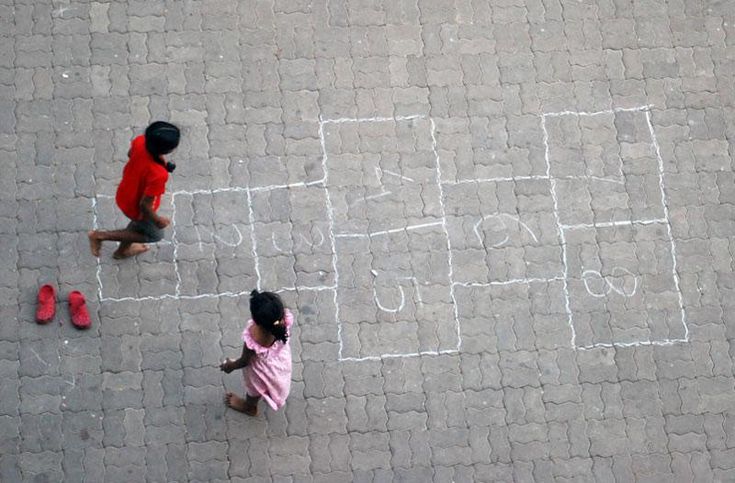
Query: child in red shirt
[[88, 121, 180, 259]]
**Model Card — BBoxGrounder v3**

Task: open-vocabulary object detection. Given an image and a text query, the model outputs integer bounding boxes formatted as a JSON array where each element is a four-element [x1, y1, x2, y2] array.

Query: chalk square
[[172, 190, 258, 297], [249, 184, 335, 290], [443, 178, 564, 284], [94, 195, 178, 300], [320, 115, 460, 360], [322, 117, 442, 235], [544, 110, 665, 226], [432, 116, 548, 183], [453, 280, 571, 353], [564, 222, 686, 348], [334, 225, 457, 360]]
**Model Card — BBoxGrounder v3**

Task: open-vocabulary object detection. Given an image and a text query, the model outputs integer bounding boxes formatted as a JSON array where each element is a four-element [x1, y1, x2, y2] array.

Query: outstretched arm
[[220, 344, 255, 373]]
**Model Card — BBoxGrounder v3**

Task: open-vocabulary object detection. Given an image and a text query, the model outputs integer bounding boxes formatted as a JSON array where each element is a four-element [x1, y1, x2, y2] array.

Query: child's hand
[[220, 358, 235, 373], [155, 216, 171, 229]]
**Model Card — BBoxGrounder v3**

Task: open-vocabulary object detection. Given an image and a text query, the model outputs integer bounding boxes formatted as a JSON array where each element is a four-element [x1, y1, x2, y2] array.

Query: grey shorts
[[127, 219, 164, 243]]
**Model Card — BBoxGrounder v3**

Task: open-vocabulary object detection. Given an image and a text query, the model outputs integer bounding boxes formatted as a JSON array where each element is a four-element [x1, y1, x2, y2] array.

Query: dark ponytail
[[270, 323, 288, 344], [250, 289, 288, 344]]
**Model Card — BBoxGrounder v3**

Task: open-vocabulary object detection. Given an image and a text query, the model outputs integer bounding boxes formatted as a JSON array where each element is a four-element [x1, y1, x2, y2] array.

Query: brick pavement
[[1, 0, 735, 481]]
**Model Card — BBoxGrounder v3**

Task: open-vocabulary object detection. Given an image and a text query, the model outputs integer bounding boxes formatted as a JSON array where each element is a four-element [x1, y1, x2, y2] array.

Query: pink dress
[[241, 309, 293, 410]]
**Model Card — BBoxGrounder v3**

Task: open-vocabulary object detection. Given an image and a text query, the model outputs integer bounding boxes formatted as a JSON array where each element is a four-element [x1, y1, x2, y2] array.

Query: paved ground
[[2, 0, 735, 481]]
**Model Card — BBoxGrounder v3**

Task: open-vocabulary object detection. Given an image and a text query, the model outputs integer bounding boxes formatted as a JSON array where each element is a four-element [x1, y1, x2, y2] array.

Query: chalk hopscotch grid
[[320, 115, 461, 362], [91, 105, 688, 359], [540, 105, 688, 350]]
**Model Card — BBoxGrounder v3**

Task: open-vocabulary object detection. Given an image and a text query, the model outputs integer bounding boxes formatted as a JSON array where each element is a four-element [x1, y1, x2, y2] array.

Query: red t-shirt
[[115, 135, 169, 221]]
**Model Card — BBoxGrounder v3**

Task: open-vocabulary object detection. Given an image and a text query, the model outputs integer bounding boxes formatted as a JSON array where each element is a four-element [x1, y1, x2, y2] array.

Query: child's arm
[[139, 195, 170, 228], [220, 344, 255, 373]]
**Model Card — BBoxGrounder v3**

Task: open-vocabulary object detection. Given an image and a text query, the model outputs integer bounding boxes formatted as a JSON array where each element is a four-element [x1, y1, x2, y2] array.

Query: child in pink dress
[[220, 290, 293, 416]]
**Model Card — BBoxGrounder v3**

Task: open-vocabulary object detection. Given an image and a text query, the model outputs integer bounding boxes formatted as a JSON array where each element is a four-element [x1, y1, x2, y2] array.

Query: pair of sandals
[[35, 284, 91, 329]]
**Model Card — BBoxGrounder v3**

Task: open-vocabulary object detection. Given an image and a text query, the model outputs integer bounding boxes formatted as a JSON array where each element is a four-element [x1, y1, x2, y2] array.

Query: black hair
[[145, 121, 180, 172], [250, 290, 288, 344]]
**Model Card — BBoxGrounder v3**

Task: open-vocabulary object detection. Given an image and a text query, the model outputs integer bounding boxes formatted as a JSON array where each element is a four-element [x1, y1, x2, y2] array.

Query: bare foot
[[113, 243, 149, 259], [225, 392, 257, 416], [88, 231, 102, 257]]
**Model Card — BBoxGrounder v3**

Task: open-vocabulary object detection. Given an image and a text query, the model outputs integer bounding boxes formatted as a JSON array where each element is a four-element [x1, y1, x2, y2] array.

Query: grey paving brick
[[18, 450, 63, 482]]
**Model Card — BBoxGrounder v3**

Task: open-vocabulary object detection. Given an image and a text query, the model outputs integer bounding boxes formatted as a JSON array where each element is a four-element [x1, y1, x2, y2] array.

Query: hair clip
[[273, 320, 281, 326]]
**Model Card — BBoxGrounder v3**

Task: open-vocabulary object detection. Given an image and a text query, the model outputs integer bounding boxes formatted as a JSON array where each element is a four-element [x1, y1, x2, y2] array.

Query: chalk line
[[99, 284, 338, 302], [171, 195, 181, 297], [541, 114, 576, 348], [645, 109, 688, 342], [379, 167, 415, 183], [245, 188, 261, 292], [28, 348, 48, 367], [334, 220, 444, 239], [339, 348, 459, 362], [321, 114, 425, 125], [453, 276, 565, 288], [444, 175, 550, 185], [431, 117, 462, 354], [561, 218, 667, 231], [577, 337, 688, 351], [91, 197, 104, 302], [542, 104, 655, 118], [318, 116, 344, 360]]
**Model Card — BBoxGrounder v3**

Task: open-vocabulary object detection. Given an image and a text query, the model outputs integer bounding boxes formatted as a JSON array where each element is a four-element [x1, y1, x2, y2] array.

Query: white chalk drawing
[[29, 348, 48, 367], [404, 276, 424, 306], [335, 221, 444, 239], [271, 232, 287, 253], [361, 191, 392, 202], [370, 271, 424, 313], [298, 227, 325, 249], [371, 269, 405, 313], [194, 224, 244, 251], [351, 167, 416, 206], [351, 167, 415, 206], [63, 374, 76, 388], [473, 213, 539, 248], [374, 284, 406, 313], [378, 167, 415, 183], [560, 175, 625, 185], [271, 227, 326, 253], [581, 267, 639, 298]]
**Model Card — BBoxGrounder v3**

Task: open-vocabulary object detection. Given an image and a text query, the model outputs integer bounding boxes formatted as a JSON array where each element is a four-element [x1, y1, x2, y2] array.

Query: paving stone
[[101, 371, 143, 410], [18, 450, 63, 482]]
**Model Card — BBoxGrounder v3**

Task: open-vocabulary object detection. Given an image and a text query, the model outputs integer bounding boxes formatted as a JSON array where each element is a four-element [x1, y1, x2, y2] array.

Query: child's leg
[[89, 220, 163, 258], [245, 395, 260, 415], [225, 392, 260, 417], [88, 229, 148, 258]]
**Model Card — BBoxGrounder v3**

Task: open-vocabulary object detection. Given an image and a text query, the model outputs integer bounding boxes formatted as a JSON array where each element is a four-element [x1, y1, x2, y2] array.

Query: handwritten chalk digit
[[582, 267, 639, 298], [473, 213, 539, 249]]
